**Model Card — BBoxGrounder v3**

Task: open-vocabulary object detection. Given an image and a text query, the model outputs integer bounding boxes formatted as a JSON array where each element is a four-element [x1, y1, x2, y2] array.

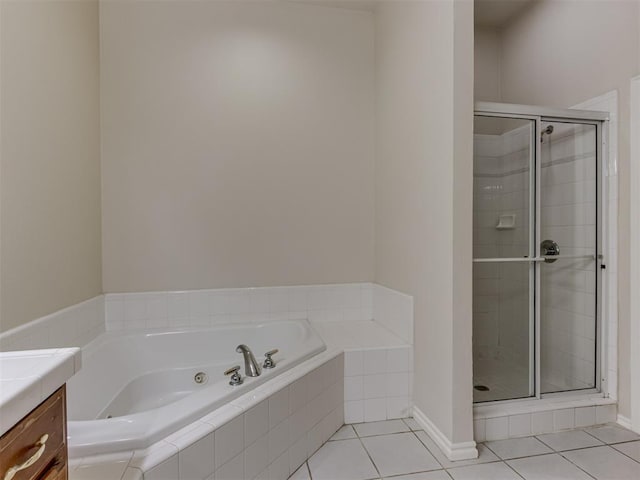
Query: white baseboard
[[617, 414, 634, 431], [412, 406, 478, 461]]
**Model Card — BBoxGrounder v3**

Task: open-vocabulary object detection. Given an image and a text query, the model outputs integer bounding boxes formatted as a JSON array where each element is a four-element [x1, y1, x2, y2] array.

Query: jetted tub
[[66, 319, 325, 457]]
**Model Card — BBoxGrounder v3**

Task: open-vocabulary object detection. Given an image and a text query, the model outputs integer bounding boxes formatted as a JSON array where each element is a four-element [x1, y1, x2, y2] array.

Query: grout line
[[355, 429, 413, 439], [305, 460, 313, 480], [581, 425, 640, 448], [381, 467, 448, 479], [349, 421, 413, 439], [581, 427, 609, 444], [502, 460, 528, 480], [375, 468, 446, 477], [340, 424, 413, 437], [531, 434, 555, 451], [533, 433, 606, 453], [481, 441, 500, 458], [556, 450, 599, 480], [356, 435, 382, 479], [482, 450, 556, 461], [356, 429, 447, 478], [409, 430, 445, 470], [494, 458, 527, 480], [608, 443, 640, 465], [477, 441, 554, 464]]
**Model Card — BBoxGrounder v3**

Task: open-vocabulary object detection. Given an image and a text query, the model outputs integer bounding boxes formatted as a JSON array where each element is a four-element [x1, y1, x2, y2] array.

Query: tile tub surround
[[0, 296, 104, 352], [0, 283, 414, 352], [104, 283, 376, 330], [105, 283, 413, 337], [70, 351, 345, 480], [103, 283, 415, 426], [372, 284, 413, 344], [343, 347, 413, 424], [309, 315, 413, 424], [0, 347, 82, 436], [4, 283, 415, 474]]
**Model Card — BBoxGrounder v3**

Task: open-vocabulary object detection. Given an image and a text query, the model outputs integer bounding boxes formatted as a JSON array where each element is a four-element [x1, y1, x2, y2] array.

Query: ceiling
[[290, 0, 534, 26], [288, 0, 377, 12], [474, 0, 535, 28]]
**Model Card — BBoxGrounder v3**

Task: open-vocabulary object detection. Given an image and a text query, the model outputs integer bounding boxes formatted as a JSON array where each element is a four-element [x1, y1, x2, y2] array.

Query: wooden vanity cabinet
[[0, 386, 67, 480]]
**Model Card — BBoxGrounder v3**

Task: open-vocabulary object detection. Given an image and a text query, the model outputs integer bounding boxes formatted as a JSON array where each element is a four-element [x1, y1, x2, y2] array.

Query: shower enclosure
[[472, 102, 607, 403]]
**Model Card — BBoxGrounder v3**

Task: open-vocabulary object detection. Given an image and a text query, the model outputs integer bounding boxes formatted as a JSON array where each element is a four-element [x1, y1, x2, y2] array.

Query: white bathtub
[[66, 319, 325, 458]]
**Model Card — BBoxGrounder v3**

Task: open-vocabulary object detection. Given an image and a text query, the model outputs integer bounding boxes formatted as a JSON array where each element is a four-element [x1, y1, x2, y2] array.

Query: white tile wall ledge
[[104, 283, 376, 331], [0, 283, 413, 354], [0, 295, 104, 352], [0, 347, 82, 436]]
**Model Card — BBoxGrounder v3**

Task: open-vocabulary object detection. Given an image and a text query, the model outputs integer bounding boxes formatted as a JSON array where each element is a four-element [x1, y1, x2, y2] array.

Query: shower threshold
[[473, 393, 618, 442]]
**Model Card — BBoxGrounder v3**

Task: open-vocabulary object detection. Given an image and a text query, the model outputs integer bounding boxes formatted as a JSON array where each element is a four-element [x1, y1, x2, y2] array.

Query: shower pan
[[472, 102, 607, 404]]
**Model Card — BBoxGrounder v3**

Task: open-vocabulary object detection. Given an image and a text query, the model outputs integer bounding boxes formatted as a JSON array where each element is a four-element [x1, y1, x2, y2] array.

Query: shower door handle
[[540, 240, 560, 263]]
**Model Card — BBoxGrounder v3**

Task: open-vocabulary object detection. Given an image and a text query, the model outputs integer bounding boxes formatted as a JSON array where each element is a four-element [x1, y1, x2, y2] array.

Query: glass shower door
[[539, 121, 599, 394], [473, 106, 604, 404], [473, 115, 536, 402]]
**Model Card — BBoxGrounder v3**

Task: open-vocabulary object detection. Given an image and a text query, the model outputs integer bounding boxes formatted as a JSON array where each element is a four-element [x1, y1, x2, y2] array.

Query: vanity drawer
[[0, 386, 66, 480], [37, 446, 67, 480]]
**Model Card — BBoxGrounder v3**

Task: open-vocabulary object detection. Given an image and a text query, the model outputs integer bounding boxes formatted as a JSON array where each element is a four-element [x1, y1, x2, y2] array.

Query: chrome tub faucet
[[236, 344, 261, 377]]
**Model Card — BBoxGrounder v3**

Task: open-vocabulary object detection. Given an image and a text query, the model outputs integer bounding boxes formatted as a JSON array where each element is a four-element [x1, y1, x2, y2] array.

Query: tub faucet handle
[[263, 349, 279, 369], [224, 365, 243, 386]]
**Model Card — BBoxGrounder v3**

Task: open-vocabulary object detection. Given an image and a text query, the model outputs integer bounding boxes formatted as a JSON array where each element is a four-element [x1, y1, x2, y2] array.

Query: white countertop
[[0, 348, 82, 436]]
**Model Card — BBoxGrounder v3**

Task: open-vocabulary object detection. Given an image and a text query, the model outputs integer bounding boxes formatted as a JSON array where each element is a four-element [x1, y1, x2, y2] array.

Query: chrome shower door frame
[[473, 101, 608, 404]]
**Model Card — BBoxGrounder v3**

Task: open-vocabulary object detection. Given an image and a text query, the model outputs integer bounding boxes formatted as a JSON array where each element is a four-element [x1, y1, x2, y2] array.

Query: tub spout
[[236, 344, 261, 377]]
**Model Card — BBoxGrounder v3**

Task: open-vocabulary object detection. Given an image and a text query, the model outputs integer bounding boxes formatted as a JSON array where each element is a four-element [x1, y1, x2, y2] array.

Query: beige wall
[[451, 0, 475, 442], [0, 0, 102, 333], [375, 0, 474, 444], [482, 0, 640, 417], [100, 1, 375, 293], [474, 26, 501, 102]]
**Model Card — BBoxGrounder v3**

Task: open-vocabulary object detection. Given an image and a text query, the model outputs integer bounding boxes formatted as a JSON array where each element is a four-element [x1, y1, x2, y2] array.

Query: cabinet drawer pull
[[3, 434, 48, 480]]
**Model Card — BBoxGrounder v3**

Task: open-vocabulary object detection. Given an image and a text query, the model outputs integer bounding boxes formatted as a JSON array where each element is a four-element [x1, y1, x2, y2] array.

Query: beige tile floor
[[290, 419, 640, 480]]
